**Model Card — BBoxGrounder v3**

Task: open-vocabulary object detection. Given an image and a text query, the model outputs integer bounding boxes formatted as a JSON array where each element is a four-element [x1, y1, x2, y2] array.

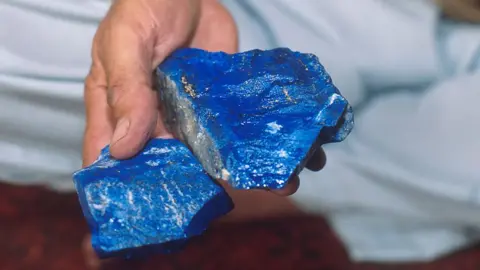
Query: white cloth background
[[0, 0, 108, 190]]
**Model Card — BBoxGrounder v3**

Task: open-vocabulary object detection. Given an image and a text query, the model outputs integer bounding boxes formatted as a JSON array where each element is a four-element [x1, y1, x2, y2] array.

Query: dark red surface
[[1, 183, 480, 270]]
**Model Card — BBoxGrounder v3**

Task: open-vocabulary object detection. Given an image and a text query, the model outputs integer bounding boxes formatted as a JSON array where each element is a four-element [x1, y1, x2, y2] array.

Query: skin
[[82, 0, 325, 268]]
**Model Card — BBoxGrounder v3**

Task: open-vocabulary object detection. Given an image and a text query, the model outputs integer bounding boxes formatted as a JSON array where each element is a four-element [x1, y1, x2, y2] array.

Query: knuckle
[[107, 77, 154, 108], [84, 63, 106, 91], [84, 73, 96, 93], [106, 79, 129, 108]]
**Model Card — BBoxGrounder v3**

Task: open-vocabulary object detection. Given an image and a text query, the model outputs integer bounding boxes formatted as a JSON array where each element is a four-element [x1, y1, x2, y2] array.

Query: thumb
[[100, 26, 159, 159], [108, 80, 158, 159]]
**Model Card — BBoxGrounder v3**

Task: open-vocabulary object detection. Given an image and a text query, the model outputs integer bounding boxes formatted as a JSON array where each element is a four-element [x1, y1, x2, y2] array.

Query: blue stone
[[72, 139, 233, 259], [156, 48, 354, 190]]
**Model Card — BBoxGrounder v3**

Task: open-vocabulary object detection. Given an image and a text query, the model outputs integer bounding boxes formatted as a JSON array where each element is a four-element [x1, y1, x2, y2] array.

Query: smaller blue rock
[[72, 139, 233, 259]]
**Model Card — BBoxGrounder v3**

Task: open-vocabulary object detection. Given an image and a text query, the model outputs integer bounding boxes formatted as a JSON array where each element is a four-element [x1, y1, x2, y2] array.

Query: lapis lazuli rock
[[72, 139, 233, 259], [156, 48, 354, 190]]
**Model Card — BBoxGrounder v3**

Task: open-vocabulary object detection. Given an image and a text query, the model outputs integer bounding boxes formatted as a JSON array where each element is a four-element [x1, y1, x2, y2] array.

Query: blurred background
[[0, 0, 479, 269]]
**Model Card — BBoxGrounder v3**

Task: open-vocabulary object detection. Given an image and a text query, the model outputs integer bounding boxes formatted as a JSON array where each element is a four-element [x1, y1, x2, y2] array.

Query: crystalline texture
[[72, 139, 233, 259], [156, 48, 354, 190]]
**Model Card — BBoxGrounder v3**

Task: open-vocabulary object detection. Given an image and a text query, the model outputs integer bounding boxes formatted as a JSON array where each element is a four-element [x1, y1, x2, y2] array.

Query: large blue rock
[[156, 48, 354, 190], [72, 139, 233, 259]]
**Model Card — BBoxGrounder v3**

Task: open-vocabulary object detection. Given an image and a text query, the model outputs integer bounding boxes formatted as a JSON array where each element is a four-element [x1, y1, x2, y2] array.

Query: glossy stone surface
[[156, 48, 354, 190], [72, 139, 233, 259]]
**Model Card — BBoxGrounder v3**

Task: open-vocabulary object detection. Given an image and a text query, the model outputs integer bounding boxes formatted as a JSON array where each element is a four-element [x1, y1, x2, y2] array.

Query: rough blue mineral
[[156, 48, 354, 190], [72, 139, 233, 259]]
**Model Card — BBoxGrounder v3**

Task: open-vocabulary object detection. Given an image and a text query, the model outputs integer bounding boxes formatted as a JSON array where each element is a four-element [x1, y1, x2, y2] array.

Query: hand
[[276, 148, 326, 196], [82, 0, 324, 197], [81, 1, 324, 267], [82, 2, 237, 267], [83, 0, 237, 165]]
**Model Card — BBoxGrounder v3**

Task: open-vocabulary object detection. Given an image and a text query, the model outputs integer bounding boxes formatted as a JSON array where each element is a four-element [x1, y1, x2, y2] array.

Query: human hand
[[82, 0, 324, 197], [81, 1, 324, 266], [82, 1, 237, 267], [83, 0, 237, 164]]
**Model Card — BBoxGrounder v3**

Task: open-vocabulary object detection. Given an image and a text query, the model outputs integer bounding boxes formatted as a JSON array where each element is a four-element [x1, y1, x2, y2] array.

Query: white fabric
[[1, 0, 480, 262], [0, 0, 109, 190]]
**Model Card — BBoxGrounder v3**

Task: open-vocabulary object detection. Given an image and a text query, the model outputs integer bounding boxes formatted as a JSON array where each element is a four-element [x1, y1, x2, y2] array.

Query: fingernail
[[112, 118, 130, 145]]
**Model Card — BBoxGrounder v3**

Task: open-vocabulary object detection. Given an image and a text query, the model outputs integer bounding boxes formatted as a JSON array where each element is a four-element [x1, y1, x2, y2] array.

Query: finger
[[153, 110, 174, 139], [189, 0, 238, 53], [270, 175, 300, 196], [83, 65, 113, 167], [305, 147, 326, 171], [99, 23, 160, 159]]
